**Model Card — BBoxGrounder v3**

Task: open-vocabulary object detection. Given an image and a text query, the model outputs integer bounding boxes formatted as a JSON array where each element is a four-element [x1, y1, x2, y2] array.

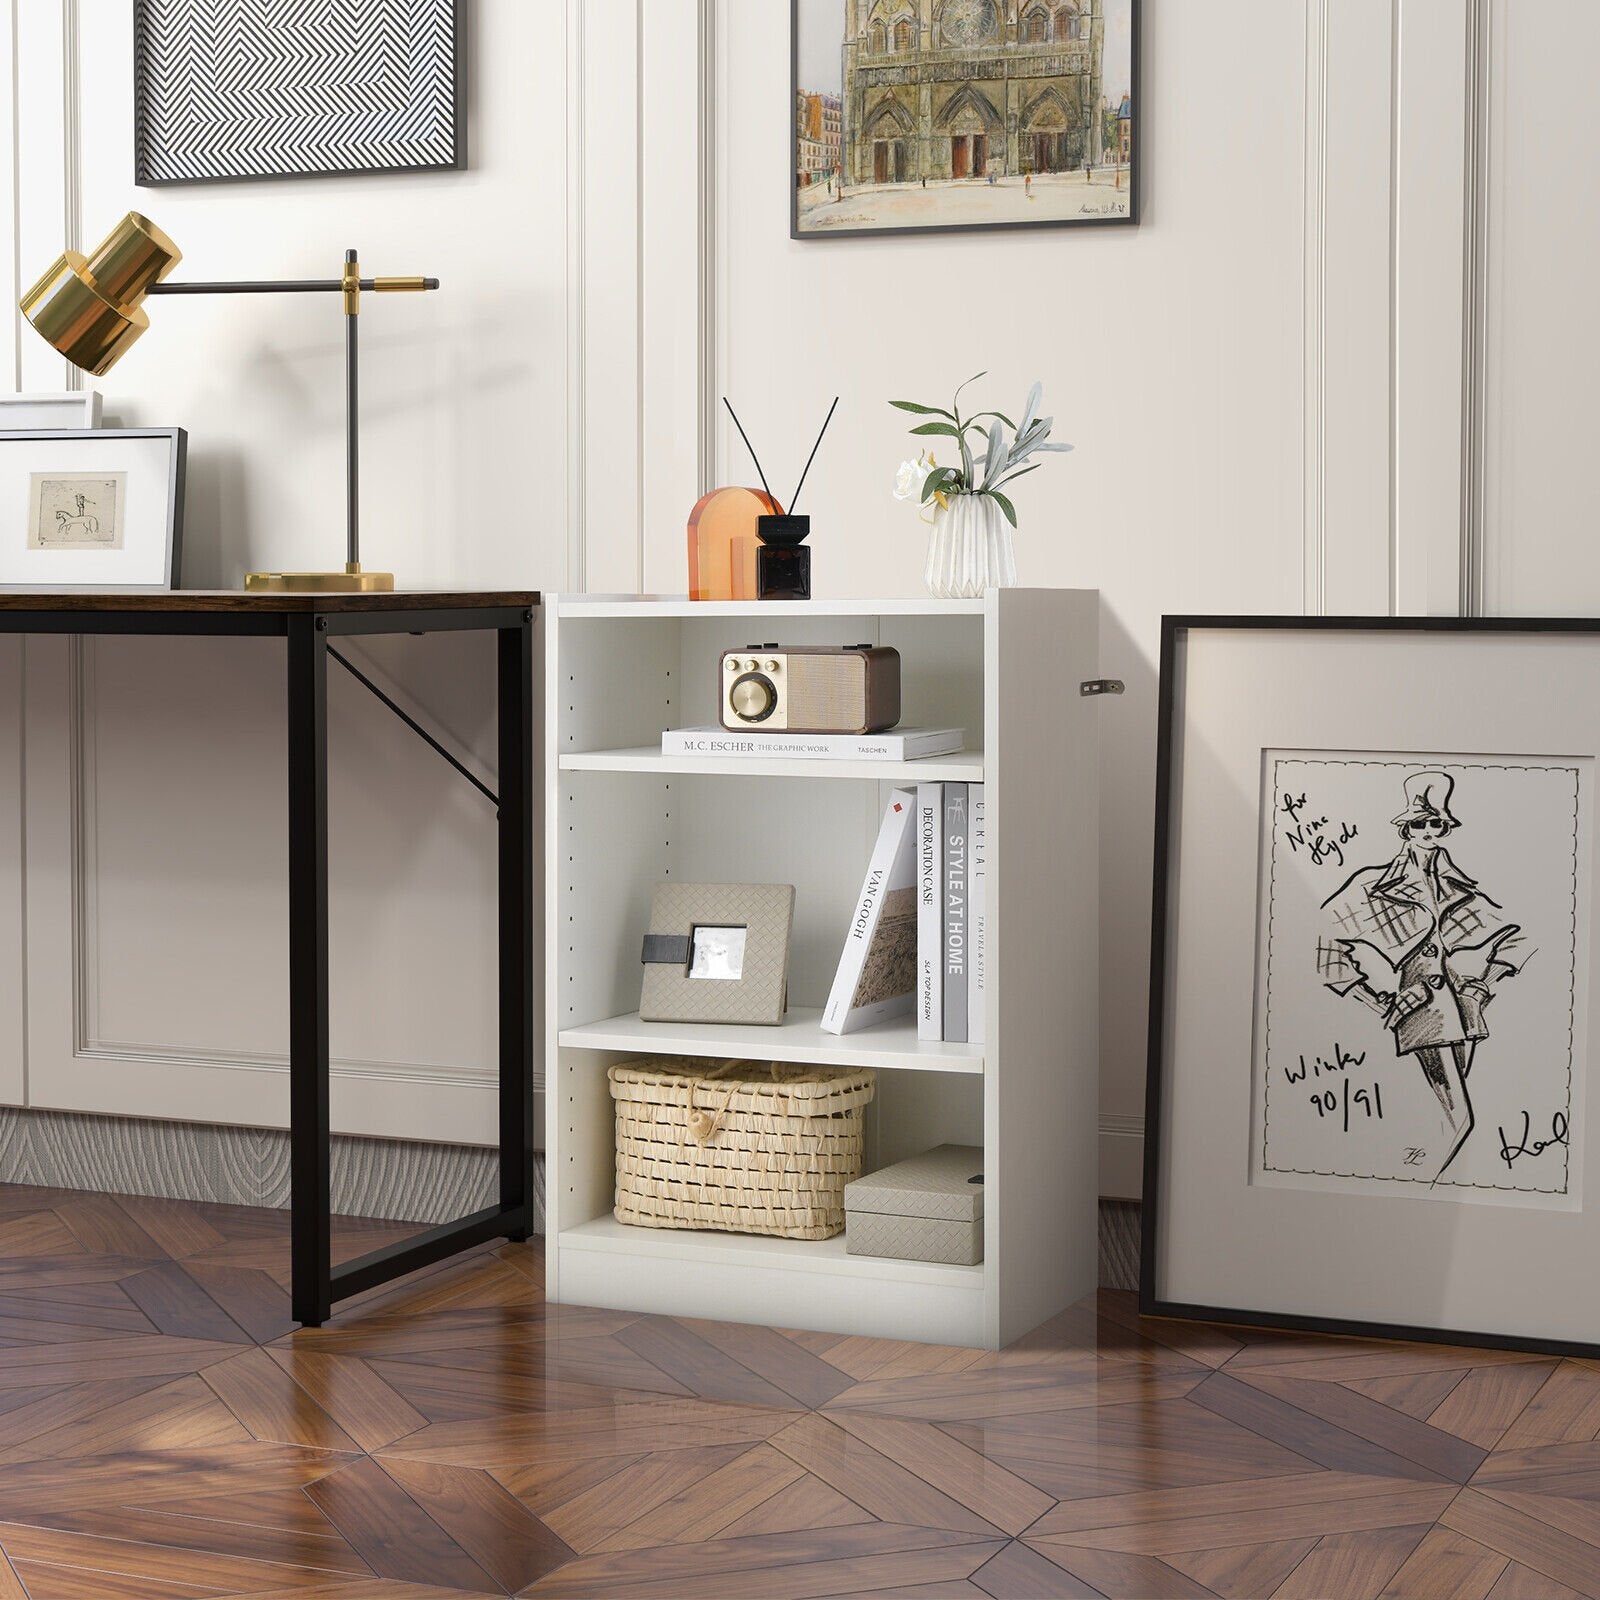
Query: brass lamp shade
[[20, 213, 181, 376]]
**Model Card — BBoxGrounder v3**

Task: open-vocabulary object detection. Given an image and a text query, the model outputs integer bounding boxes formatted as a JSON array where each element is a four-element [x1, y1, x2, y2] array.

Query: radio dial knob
[[729, 673, 777, 722], [725, 658, 739, 672], [764, 659, 780, 672]]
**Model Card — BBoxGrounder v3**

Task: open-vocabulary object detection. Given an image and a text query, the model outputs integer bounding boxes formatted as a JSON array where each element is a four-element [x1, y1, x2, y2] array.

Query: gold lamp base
[[244, 564, 395, 594]]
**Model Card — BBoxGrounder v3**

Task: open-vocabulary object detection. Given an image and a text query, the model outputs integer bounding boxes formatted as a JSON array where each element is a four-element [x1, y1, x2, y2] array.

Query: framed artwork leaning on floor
[[1142, 616, 1600, 1357]]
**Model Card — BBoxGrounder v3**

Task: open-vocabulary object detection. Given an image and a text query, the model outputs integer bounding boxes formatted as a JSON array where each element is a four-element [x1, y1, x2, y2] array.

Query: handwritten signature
[[1285, 1042, 1365, 1084], [1281, 791, 1359, 868], [1497, 1109, 1570, 1170]]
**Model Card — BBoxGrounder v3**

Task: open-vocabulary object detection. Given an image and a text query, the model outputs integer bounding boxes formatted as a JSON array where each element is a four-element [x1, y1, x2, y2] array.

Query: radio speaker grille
[[786, 656, 865, 727]]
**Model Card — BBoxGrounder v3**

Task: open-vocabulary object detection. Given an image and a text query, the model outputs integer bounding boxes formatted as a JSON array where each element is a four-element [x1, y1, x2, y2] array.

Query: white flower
[[893, 453, 933, 501]]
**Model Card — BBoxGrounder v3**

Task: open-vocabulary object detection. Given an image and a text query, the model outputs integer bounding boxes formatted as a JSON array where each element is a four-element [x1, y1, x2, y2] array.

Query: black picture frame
[[1141, 613, 1600, 1362], [133, 0, 466, 187], [791, 0, 1140, 241], [0, 428, 186, 591]]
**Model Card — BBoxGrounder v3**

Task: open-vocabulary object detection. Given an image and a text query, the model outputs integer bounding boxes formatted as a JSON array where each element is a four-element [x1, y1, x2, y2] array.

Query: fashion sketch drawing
[[1316, 771, 1529, 1182]]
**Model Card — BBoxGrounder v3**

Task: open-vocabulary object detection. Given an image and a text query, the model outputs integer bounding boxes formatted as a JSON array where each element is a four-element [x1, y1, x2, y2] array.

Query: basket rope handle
[[684, 1059, 785, 1144]]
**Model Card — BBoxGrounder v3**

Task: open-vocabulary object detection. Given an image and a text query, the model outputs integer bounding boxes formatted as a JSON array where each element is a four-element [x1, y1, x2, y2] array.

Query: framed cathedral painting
[[1142, 617, 1600, 1357], [792, 0, 1138, 239]]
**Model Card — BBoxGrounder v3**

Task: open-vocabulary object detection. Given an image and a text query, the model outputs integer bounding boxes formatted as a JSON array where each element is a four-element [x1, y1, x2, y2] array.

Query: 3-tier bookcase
[[544, 591, 1099, 1348]]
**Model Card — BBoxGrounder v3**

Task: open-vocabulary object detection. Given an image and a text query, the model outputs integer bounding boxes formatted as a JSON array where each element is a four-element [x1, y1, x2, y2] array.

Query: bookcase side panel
[[987, 588, 1101, 1346]]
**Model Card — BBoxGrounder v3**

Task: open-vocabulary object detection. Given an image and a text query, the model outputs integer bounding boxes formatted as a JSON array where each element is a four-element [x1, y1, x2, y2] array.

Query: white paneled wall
[[2, 1, 1593, 1195]]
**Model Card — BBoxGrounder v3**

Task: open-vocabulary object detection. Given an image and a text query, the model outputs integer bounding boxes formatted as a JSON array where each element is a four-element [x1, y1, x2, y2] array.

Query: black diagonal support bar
[[327, 645, 499, 808]]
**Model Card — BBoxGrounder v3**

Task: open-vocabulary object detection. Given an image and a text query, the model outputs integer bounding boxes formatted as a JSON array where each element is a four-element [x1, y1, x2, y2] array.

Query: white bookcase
[[544, 591, 1099, 1348]]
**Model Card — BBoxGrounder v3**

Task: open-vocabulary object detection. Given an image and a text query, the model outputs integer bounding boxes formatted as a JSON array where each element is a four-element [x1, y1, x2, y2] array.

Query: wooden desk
[[0, 591, 539, 1325]]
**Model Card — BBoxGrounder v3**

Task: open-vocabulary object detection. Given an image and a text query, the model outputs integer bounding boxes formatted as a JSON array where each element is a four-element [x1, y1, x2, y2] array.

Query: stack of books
[[821, 780, 986, 1045]]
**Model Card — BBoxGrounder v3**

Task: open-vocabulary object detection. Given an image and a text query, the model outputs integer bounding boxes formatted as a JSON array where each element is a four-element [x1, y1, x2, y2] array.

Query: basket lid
[[844, 1144, 984, 1221]]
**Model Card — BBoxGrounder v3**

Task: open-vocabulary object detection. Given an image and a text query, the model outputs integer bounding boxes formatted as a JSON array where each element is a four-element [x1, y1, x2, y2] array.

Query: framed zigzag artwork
[[133, 0, 465, 185]]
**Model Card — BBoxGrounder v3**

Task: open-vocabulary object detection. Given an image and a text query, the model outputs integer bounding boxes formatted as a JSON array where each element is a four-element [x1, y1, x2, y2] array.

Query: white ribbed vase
[[924, 493, 1016, 599]]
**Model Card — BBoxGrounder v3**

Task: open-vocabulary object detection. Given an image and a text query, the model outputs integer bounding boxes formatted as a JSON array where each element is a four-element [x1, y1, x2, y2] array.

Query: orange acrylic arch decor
[[686, 487, 783, 601]]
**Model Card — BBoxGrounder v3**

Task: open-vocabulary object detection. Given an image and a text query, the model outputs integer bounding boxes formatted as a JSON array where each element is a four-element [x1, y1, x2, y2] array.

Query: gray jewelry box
[[844, 1143, 984, 1265]]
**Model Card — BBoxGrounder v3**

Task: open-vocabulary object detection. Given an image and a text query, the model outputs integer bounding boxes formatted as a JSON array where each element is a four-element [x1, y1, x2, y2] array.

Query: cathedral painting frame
[[792, 0, 1139, 240]]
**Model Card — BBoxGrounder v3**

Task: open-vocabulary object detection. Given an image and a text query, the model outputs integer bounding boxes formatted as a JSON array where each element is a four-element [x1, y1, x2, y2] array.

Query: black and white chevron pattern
[[135, 0, 462, 184]]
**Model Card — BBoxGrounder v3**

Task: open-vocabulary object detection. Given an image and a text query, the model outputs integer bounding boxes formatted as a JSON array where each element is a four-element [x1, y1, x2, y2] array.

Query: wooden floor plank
[[53, 1197, 169, 1261], [769, 1414, 1002, 1537], [1164, 1536, 1318, 1599], [0, 1373, 251, 1465], [377, 1456, 574, 1592], [1342, 1367, 1471, 1422], [971, 1538, 1108, 1598], [202, 1348, 364, 1453], [1496, 1361, 1600, 1450], [591, 1442, 803, 1552], [1019, 1541, 1223, 1598], [6, 1559, 214, 1599], [114, 1196, 231, 1261], [1440, 1486, 1600, 1597], [521, 1527, 1005, 1600], [1426, 1362, 1560, 1451], [1189, 1370, 1455, 1483], [0, 1520, 352, 1594], [1268, 1522, 1432, 1599], [25, 1504, 371, 1578], [826, 1410, 1055, 1535], [1232, 1370, 1487, 1481], [1028, 1483, 1456, 1556], [303, 1456, 500, 1591], [533, 1445, 755, 1552], [266, 1350, 429, 1452], [669, 1317, 857, 1410], [121, 1263, 255, 1345], [1485, 1560, 1595, 1600], [614, 1316, 811, 1410], [1374, 1524, 1510, 1600]]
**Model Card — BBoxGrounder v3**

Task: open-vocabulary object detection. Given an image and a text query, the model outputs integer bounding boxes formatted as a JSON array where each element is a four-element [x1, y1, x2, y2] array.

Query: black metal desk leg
[[498, 615, 535, 1241], [287, 614, 332, 1325]]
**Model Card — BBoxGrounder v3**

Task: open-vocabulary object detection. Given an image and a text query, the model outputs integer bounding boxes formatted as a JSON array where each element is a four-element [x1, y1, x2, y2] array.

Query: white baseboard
[[1099, 1114, 1144, 1201]]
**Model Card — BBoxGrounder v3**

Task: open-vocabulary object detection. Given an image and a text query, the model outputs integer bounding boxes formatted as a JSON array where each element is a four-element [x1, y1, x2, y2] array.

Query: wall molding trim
[[0, 1105, 544, 1227], [1099, 1113, 1144, 1202], [1301, 0, 1329, 616]]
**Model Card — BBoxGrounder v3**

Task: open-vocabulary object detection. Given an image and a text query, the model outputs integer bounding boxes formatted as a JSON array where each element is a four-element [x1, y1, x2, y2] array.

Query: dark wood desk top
[[0, 590, 539, 613]]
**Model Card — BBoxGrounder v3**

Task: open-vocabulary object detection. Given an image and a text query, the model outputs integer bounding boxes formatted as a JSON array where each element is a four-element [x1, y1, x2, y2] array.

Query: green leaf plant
[[890, 376, 1071, 528]]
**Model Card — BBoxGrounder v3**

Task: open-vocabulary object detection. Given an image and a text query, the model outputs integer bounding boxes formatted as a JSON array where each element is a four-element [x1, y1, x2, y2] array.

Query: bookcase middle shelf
[[557, 1007, 985, 1074], [557, 746, 987, 783]]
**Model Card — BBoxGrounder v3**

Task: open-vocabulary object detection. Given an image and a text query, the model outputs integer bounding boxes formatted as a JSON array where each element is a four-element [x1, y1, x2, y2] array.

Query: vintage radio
[[719, 644, 901, 734]]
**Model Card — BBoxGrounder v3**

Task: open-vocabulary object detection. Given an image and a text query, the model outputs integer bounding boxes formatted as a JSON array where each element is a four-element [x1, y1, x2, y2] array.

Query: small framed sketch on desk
[[1142, 617, 1600, 1359], [0, 429, 185, 590]]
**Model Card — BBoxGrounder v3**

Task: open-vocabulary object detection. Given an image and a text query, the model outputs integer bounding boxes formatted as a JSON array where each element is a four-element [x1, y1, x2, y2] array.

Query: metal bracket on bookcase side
[[1079, 679, 1125, 697]]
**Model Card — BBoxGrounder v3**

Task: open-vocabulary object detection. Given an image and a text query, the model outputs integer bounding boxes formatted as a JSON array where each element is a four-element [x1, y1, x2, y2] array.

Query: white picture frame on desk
[[0, 429, 185, 590], [0, 391, 103, 429]]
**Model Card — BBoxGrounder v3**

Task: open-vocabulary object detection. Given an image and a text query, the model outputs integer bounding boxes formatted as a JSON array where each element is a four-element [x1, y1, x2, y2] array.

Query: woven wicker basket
[[609, 1056, 877, 1241]]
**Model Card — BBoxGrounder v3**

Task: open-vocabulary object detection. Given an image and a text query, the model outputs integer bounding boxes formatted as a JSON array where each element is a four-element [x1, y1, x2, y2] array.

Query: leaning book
[[662, 727, 964, 761], [821, 787, 919, 1035]]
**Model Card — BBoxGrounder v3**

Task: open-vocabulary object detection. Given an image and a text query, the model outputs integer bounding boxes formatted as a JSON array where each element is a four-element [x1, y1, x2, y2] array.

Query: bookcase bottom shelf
[[555, 1216, 990, 1346], [557, 1008, 984, 1073]]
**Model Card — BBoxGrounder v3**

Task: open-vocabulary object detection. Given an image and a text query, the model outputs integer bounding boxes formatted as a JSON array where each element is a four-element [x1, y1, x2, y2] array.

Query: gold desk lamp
[[20, 211, 438, 593]]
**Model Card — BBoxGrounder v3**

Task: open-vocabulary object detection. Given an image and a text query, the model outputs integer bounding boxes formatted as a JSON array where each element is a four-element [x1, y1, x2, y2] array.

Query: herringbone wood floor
[[0, 1184, 1592, 1598]]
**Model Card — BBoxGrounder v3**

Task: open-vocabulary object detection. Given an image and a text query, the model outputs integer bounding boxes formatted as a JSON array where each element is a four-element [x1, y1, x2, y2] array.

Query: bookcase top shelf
[[554, 594, 990, 619], [559, 746, 987, 783], [558, 1008, 984, 1074]]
